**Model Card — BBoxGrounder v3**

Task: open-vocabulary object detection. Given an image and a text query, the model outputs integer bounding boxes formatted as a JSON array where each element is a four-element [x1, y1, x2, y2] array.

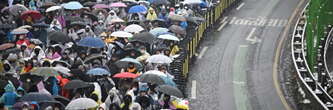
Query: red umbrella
[[0, 43, 15, 51], [21, 10, 42, 20], [113, 72, 139, 79]]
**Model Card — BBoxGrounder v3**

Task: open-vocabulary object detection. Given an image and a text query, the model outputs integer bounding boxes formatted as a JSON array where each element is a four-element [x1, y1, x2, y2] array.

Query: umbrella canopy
[[82, 12, 98, 21], [18, 25, 32, 29], [110, 31, 133, 38], [0, 43, 15, 51], [115, 58, 142, 69], [21, 10, 42, 20], [169, 25, 186, 35], [137, 73, 165, 85], [113, 72, 139, 78], [48, 31, 71, 43], [93, 4, 110, 9], [53, 66, 71, 76], [69, 21, 86, 28], [30, 67, 60, 77], [77, 37, 105, 48], [11, 28, 29, 35], [183, 0, 203, 4], [86, 68, 110, 75], [157, 85, 184, 98], [168, 14, 186, 22], [186, 16, 205, 24], [9, 4, 28, 16], [149, 27, 169, 36], [63, 1, 83, 10], [32, 22, 50, 28], [151, 0, 170, 5], [83, 1, 96, 7], [144, 70, 167, 77], [19, 92, 56, 102], [109, 2, 127, 8], [124, 24, 144, 33], [130, 32, 156, 44], [30, 39, 43, 44], [64, 80, 91, 90], [84, 55, 104, 64], [40, 2, 57, 8], [46, 6, 62, 13], [158, 34, 180, 41], [66, 98, 98, 110], [128, 5, 147, 13], [110, 18, 125, 23], [146, 54, 173, 64], [54, 95, 70, 106]]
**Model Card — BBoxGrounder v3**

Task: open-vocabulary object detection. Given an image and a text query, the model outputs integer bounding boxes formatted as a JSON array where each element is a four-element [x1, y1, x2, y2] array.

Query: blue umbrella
[[128, 5, 147, 13], [86, 68, 110, 75], [63, 1, 83, 10], [115, 58, 142, 69], [161, 76, 177, 87], [149, 27, 169, 36], [77, 37, 105, 48]]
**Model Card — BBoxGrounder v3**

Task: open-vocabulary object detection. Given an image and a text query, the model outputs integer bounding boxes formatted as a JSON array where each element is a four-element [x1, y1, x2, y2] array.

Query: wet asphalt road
[[187, 0, 301, 110]]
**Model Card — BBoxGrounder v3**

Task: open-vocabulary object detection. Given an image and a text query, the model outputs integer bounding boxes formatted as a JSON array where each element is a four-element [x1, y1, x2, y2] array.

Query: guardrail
[[291, 3, 333, 110], [169, 0, 241, 94]]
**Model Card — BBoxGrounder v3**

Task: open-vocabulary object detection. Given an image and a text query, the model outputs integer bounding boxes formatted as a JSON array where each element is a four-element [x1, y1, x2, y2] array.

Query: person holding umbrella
[[0, 81, 18, 110]]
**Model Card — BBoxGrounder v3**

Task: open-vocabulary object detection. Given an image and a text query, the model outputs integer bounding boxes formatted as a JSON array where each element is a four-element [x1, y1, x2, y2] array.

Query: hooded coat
[[0, 81, 18, 107], [30, 46, 46, 61], [146, 8, 157, 21]]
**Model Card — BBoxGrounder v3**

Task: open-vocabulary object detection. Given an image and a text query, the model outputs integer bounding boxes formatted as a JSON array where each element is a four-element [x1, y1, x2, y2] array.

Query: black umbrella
[[64, 80, 91, 90], [19, 92, 56, 102], [151, 0, 170, 5], [137, 74, 165, 85], [169, 25, 186, 35], [48, 31, 71, 43], [157, 85, 184, 98], [82, 12, 98, 22], [70, 21, 86, 28], [40, 2, 57, 8], [186, 16, 205, 25], [84, 55, 104, 64], [130, 32, 156, 44], [84, 1, 96, 7], [54, 95, 70, 106], [32, 22, 50, 28]]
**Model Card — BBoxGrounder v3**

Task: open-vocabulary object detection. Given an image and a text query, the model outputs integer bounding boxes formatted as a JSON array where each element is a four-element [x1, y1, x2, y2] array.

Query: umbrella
[[158, 34, 180, 41], [128, 5, 147, 13], [40, 2, 57, 8], [113, 72, 139, 78], [30, 67, 60, 77], [110, 18, 125, 24], [149, 27, 169, 36], [151, 0, 170, 5], [84, 1, 96, 7], [110, 31, 133, 38], [92, 8, 108, 15], [86, 68, 110, 75], [93, 4, 109, 9], [183, 0, 203, 4], [84, 55, 104, 64], [169, 25, 186, 35], [156, 85, 184, 98], [63, 1, 83, 10], [144, 70, 167, 77], [1, 7, 9, 13], [19, 92, 56, 102], [48, 31, 71, 43], [66, 98, 98, 110], [109, 2, 127, 8], [52, 60, 71, 67], [130, 32, 156, 44], [32, 22, 50, 28], [137, 73, 165, 85], [11, 28, 29, 35], [146, 54, 173, 64], [46, 6, 62, 12], [21, 10, 42, 20], [115, 58, 142, 69], [64, 80, 91, 90], [18, 25, 32, 29], [168, 14, 186, 22], [9, 4, 28, 16], [186, 16, 205, 24], [69, 21, 86, 28], [82, 12, 98, 21], [54, 95, 70, 106], [124, 24, 144, 33], [77, 37, 105, 48], [53, 66, 71, 76], [0, 43, 15, 51], [30, 39, 43, 44]]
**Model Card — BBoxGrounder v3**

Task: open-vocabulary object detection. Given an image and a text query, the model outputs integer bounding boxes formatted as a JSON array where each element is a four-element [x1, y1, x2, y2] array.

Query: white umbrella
[[53, 66, 71, 76], [110, 17, 125, 24], [182, 0, 203, 4], [46, 6, 62, 12], [11, 28, 29, 35], [144, 70, 167, 77], [110, 31, 133, 38], [66, 98, 98, 110], [124, 24, 144, 33], [146, 54, 173, 64], [157, 34, 180, 41]]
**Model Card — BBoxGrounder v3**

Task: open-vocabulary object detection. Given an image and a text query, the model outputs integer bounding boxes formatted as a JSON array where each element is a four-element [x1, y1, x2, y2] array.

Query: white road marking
[[220, 17, 229, 24], [198, 46, 209, 59], [217, 22, 228, 31], [236, 3, 245, 10], [233, 81, 246, 85], [246, 28, 261, 44], [191, 80, 197, 99], [227, 17, 287, 27]]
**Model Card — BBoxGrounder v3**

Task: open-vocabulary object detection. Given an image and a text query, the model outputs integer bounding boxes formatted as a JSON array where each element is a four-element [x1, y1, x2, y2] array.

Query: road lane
[[187, 0, 301, 109]]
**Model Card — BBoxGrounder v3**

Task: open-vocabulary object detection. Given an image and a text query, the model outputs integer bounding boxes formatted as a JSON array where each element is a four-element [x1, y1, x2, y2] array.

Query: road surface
[[187, 0, 301, 110]]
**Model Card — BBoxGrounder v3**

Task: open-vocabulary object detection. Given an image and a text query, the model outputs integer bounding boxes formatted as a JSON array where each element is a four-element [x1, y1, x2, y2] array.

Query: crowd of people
[[0, 0, 210, 109]]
